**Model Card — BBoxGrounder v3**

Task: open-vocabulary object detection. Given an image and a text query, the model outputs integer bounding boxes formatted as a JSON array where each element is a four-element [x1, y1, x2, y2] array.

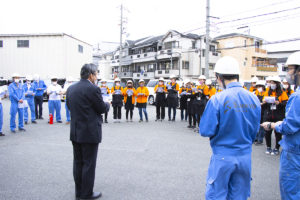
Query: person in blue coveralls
[[23, 75, 37, 124], [8, 73, 26, 133], [62, 76, 76, 125], [0, 86, 7, 136], [47, 76, 63, 123], [199, 56, 261, 200], [33, 74, 47, 120], [262, 51, 300, 200]]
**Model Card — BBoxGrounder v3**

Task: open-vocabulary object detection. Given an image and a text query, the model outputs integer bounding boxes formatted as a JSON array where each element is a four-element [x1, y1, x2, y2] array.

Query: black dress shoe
[[11, 130, 16, 133], [39, 116, 44, 120], [57, 121, 63, 123], [80, 192, 102, 200], [0, 133, 5, 136], [25, 121, 28, 125], [32, 120, 37, 124]]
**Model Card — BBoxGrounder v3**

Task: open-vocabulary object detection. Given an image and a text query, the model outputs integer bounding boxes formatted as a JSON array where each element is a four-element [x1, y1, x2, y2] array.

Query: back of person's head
[[80, 64, 98, 80]]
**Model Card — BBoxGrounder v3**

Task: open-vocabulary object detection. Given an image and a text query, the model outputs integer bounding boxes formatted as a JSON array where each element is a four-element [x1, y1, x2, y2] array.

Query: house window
[[182, 61, 189, 69], [78, 45, 83, 53], [202, 49, 205, 57], [192, 41, 196, 49], [255, 41, 260, 49], [17, 40, 29, 48], [209, 45, 215, 52], [244, 40, 247, 47], [0, 40, 3, 48]]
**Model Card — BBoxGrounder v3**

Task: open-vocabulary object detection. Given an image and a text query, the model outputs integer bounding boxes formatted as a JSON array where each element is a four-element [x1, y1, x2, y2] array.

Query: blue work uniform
[[47, 84, 62, 122], [275, 88, 300, 200], [8, 82, 25, 131], [23, 82, 36, 122], [0, 88, 5, 133], [33, 80, 47, 119], [199, 82, 261, 200]]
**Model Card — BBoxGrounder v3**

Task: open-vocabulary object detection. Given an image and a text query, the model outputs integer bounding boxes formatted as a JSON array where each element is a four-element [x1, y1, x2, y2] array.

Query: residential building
[[215, 33, 278, 81], [0, 33, 92, 80], [109, 30, 220, 84], [268, 50, 300, 79]]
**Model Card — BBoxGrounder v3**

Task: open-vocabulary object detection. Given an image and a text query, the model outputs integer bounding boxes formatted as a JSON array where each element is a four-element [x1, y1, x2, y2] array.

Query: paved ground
[[0, 99, 281, 200]]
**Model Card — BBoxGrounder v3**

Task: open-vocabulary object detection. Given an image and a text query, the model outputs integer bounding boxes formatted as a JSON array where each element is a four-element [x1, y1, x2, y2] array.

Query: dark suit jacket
[[66, 79, 107, 143]]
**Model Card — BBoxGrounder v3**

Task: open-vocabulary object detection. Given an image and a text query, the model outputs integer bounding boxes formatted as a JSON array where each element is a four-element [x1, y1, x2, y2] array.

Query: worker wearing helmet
[[33, 74, 47, 119], [47, 76, 63, 123], [123, 80, 136, 122], [249, 77, 259, 92], [166, 75, 179, 121], [136, 79, 149, 122], [99, 79, 110, 123], [192, 75, 209, 131], [254, 80, 267, 145], [282, 78, 294, 98], [154, 77, 167, 121], [262, 76, 288, 155], [63, 77, 76, 124], [23, 75, 37, 125], [179, 81, 189, 121], [8, 73, 26, 133], [111, 78, 123, 123], [199, 56, 261, 200], [185, 80, 196, 129], [206, 79, 216, 99], [262, 51, 300, 200]]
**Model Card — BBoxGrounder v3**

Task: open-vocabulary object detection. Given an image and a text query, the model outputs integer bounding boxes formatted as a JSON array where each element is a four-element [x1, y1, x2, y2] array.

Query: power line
[[219, 0, 298, 19]]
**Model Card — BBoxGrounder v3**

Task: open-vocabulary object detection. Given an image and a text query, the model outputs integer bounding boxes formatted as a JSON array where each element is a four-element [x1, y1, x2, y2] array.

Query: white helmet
[[100, 79, 107, 83], [214, 56, 240, 75], [282, 78, 288, 83], [286, 51, 300, 66], [269, 76, 281, 83], [158, 77, 165, 82], [185, 80, 191, 84], [114, 78, 121, 82], [127, 80, 133, 83], [139, 79, 145, 83], [206, 79, 212, 85], [250, 77, 259, 83], [12, 73, 21, 78], [26, 75, 33, 81], [256, 80, 266, 86], [170, 75, 176, 79], [198, 75, 206, 80], [50, 76, 58, 80], [266, 76, 272, 81]]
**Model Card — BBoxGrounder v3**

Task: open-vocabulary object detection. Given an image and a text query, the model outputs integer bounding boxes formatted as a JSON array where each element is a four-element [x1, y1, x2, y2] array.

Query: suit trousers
[[72, 142, 99, 198]]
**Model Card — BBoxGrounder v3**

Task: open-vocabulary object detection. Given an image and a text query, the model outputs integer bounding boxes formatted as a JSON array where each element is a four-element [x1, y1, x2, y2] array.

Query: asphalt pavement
[[0, 99, 281, 200]]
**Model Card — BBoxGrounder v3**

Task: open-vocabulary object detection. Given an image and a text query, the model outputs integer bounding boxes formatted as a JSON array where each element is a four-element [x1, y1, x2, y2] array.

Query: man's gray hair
[[80, 63, 98, 80]]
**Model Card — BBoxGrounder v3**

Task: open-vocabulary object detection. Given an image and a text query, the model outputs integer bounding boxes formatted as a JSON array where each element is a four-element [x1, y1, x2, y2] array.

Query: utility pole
[[119, 4, 123, 70], [204, 0, 210, 78]]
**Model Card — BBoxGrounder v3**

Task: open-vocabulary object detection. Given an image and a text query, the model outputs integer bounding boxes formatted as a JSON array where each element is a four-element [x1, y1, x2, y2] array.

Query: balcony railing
[[256, 65, 278, 72], [255, 48, 267, 54]]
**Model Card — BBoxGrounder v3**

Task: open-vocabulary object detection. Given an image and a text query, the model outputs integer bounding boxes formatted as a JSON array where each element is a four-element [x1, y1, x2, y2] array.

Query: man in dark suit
[[66, 64, 108, 200]]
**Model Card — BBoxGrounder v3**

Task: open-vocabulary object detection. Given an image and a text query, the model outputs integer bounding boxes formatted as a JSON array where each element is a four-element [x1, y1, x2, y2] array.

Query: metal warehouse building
[[0, 33, 92, 80]]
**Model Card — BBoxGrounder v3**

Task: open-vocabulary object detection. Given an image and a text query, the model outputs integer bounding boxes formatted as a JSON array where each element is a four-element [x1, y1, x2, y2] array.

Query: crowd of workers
[[0, 51, 299, 200]]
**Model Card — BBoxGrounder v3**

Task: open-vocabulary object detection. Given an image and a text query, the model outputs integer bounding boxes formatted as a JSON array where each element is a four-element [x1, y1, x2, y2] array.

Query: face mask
[[52, 82, 57, 86], [159, 82, 163, 85], [128, 84, 132, 87], [252, 83, 256, 87], [199, 80, 204, 85], [140, 84, 144, 87], [14, 79, 20, 83], [270, 84, 276, 90], [116, 83, 120, 86], [102, 84, 106, 87], [257, 88, 263, 93], [187, 85, 191, 88], [266, 83, 271, 88], [283, 84, 288, 89]]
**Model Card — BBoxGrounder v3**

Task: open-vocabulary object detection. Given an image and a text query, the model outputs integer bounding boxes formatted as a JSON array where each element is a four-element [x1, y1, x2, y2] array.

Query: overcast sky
[[1, 0, 300, 52]]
